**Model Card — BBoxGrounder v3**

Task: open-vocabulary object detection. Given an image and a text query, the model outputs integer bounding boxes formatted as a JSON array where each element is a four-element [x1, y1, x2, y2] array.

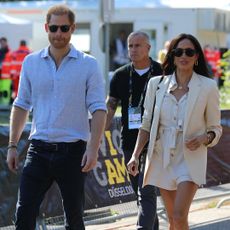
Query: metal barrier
[[38, 183, 230, 228], [216, 196, 230, 208], [1, 188, 230, 229]]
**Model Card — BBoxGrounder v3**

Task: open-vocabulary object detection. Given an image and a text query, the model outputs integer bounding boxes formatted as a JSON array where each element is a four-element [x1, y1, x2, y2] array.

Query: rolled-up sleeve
[[13, 57, 32, 111], [86, 58, 107, 114], [205, 81, 222, 147]]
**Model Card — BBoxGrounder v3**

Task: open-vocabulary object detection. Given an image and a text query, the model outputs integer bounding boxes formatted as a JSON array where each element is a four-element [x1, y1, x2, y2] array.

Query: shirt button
[[171, 153, 174, 157]]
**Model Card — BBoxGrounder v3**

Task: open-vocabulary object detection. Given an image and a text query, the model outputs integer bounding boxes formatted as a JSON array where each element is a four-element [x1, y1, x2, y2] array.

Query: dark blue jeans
[[15, 140, 87, 230], [124, 150, 158, 230]]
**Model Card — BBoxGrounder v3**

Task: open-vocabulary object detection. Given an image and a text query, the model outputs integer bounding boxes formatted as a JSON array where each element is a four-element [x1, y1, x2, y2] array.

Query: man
[[112, 30, 129, 69], [11, 40, 31, 99], [0, 37, 10, 70], [106, 31, 162, 230], [0, 37, 12, 105], [6, 5, 106, 230]]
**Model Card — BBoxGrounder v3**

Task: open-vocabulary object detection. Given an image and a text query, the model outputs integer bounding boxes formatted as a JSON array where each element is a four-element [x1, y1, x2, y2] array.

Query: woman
[[127, 33, 222, 230]]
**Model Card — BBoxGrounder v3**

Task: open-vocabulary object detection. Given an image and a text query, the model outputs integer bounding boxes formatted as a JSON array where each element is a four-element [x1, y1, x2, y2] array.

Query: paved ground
[[86, 205, 230, 230], [3, 184, 228, 229], [86, 183, 230, 230]]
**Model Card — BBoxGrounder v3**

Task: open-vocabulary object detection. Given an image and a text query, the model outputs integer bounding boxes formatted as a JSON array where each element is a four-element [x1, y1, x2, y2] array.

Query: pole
[[100, 0, 114, 94], [104, 22, 110, 94]]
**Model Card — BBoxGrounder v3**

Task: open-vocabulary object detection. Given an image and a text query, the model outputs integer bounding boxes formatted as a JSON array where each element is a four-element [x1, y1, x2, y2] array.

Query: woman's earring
[[195, 60, 198, 66]]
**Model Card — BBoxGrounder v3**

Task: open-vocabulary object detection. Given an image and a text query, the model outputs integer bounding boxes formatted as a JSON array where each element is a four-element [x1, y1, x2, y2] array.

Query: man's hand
[[81, 149, 98, 172], [6, 148, 19, 174], [127, 155, 139, 176]]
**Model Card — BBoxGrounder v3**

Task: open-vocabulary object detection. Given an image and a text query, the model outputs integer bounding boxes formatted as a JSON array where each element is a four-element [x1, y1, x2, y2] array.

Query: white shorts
[[147, 134, 194, 190]]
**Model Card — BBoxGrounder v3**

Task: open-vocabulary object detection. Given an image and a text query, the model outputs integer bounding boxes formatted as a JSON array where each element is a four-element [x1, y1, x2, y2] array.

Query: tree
[[219, 50, 230, 109]]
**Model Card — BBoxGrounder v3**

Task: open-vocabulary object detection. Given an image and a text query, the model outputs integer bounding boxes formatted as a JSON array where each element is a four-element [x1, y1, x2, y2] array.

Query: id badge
[[128, 106, 142, 129]]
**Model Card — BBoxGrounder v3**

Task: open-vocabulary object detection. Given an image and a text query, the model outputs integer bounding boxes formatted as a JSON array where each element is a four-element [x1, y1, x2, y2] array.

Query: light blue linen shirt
[[14, 45, 106, 142]]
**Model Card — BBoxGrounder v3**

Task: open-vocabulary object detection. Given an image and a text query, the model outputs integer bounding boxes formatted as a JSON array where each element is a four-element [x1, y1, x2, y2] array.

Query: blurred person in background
[[157, 40, 170, 64], [203, 44, 221, 85], [111, 30, 130, 69], [0, 37, 11, 78], [106, 31, 162, 230], [0, 37, 12, 105], [0, 37, 10, 73], [11, 40, 31, 100]]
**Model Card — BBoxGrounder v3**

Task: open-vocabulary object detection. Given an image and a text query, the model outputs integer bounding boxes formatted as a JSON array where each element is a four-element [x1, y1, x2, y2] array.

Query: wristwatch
[[206, 131, 215, 145]]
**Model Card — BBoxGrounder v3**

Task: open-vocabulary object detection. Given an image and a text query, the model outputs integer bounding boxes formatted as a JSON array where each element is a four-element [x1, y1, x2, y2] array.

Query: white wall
[[114, 8, 198, 57], [0, 23, 33, 50], [197, 30, 227, 48], [1, 6, 229, 74]]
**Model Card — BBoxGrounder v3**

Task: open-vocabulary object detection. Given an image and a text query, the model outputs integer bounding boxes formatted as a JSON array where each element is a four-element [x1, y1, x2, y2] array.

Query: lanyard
[[128, 62, 154, 108]]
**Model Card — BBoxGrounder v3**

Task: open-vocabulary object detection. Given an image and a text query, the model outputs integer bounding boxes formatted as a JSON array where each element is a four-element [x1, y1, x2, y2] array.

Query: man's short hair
[[46, 4, 75, 25], [127, 31, 150, 45], [20, 40, 26, 46], [0, 37, 7, 43]]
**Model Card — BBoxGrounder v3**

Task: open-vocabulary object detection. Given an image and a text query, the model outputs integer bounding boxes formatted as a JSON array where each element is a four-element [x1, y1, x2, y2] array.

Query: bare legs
[[160, 181, 198, 230]]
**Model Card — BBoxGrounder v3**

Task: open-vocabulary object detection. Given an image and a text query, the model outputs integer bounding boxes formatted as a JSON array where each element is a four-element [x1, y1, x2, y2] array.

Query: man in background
[[106, 31, 162, 230], [11, 40, 31, 99], [0, 37, 12, 105], [0, 37, 11, 78], [112, 30, 130, 69], [0, 37, 10, 74]]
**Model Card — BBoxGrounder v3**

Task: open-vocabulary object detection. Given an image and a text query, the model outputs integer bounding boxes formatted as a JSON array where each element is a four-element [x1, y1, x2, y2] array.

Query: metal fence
[[2, 183, 230, 229], [0, 201, 138, 230]]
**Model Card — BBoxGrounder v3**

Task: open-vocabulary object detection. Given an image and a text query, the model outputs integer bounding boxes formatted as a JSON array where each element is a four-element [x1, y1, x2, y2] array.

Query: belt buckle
[[51, 143, 58, 151]]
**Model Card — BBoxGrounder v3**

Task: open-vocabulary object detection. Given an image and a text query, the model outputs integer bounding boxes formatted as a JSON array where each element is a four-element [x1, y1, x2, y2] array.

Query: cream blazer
[[141, 72, 222, 186]]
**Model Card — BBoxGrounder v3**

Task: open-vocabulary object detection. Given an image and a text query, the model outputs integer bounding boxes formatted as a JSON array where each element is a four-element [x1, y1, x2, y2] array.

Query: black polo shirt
[[109, 58, 162, 150]]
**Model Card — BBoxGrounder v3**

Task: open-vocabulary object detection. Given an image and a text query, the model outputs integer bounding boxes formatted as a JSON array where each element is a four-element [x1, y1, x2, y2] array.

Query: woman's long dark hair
[[162, 33, 210, 78]]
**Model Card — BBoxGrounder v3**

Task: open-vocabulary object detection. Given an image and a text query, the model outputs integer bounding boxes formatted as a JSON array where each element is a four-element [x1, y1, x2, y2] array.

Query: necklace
[[177, 85, 189, 91], [175, 72, 192, 90]]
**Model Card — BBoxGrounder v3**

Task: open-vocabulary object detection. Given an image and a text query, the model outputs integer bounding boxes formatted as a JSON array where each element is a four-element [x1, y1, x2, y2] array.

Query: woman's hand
[[185, 134, 207, 151], [127, 155, 139, 176]]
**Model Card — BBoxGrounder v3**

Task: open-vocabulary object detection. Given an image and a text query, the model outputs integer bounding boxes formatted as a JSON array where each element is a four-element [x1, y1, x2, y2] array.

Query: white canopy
[[0, 13, 31, 24], [0, 13, 32, 50], [0, 0, 230, 10]]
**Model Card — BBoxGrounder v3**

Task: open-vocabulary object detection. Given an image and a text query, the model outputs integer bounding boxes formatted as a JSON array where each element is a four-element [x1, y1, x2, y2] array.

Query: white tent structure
[[1, 0, 230, 71], [0, 13, 32, 50]]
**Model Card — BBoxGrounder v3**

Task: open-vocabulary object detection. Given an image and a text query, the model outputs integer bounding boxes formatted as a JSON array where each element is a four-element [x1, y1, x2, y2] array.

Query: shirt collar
[[168, 72, 178, 92], [41, 44, 79, 59], [168, 72, 192, 92]]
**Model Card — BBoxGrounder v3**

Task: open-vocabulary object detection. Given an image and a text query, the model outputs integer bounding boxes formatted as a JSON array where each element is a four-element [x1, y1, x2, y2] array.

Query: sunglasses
[[172, 48, 197, 57], [48, 25, 71, 33]]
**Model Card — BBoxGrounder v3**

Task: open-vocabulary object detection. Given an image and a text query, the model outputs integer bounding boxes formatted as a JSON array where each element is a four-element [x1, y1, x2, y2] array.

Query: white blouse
[[158, 75, 189, 168]]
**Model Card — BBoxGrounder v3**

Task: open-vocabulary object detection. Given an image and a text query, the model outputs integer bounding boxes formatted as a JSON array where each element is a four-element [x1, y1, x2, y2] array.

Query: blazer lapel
[[153, 75, 171, 124], [183, 72, 202, 134], [147, 75, 171, 167], [156, 76, 171, 106]]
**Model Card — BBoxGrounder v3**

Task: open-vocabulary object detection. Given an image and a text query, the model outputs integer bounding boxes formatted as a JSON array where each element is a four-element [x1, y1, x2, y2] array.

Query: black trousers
[[15, 139, 87, 230], [124, 149, 159, 230]]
